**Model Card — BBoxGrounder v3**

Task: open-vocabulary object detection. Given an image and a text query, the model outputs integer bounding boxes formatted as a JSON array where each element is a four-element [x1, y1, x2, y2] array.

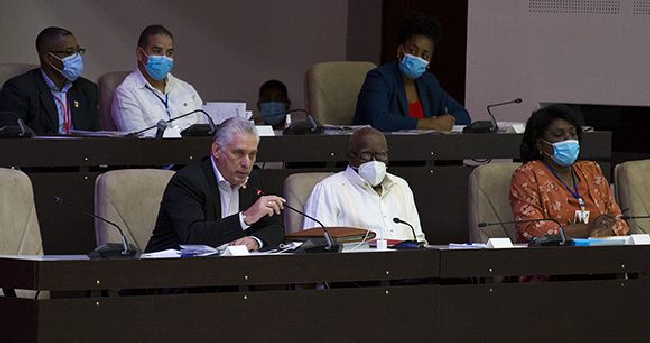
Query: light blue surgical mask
[[259, 102, 287, 125], [50, 52, 84, 81], [545, 139, 580, 166], [144, 55, 174, 81], [398, 53, 429, 79]]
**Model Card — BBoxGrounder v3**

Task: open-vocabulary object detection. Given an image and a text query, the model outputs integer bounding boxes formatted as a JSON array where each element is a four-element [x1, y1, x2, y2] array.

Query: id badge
[[574, 209, 590, 224]]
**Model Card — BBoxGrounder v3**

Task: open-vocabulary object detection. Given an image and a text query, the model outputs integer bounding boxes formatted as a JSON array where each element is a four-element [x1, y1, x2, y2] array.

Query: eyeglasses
[[356, 151, 389, 162], [50, 48, 86, 58]]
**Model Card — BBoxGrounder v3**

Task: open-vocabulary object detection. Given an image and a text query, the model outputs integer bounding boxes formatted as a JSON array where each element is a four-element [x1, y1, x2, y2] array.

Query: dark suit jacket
[[354, 62, 471, 132], [0, 68, 99, 135], [145, 157, 284, 253]]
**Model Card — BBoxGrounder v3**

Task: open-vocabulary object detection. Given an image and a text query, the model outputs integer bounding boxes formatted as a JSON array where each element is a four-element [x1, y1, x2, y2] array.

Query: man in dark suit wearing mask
[[145, 117, 284, 253], [0, 26, 99, 135]]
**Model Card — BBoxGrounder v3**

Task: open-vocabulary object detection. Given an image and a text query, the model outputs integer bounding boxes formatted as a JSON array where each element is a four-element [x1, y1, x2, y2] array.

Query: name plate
[[223, 245, 250, 256], [627, 234, 650, 245], [486, 237, 514, 248]]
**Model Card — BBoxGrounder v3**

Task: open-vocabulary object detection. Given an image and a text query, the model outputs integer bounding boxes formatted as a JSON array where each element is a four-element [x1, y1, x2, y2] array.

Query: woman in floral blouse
[[509, 105, 629, 243]]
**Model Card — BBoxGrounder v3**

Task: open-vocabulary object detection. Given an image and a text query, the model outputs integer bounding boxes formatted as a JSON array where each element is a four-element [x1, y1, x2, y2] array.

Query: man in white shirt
[[111, 24, 204, 136], [302, 127, 427, 243]]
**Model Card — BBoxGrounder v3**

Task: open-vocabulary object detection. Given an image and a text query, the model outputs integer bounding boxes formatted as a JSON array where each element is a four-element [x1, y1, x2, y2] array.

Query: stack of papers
[[140, 245, 220, 259]]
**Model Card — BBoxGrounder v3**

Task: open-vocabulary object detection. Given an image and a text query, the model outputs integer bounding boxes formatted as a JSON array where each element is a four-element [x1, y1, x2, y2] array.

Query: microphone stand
[[486, 98, 523, 133], [256, 189, 340, 253], [127, 109, 210, 137], [393, 217, 424, 248], [479, 218, 572, 246], [54, 196, 139, 258], [283, 203, 341, 253]]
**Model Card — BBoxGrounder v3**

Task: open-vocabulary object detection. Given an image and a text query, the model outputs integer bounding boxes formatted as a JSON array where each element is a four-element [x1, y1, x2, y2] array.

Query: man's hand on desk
[[416, 115, 455, 131], [230, 236, 259, 251], [243, 195, 285, 225]]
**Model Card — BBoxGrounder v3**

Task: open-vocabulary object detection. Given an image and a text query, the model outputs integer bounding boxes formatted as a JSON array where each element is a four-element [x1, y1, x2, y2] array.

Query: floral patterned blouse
[[509, 160, 629, 242]]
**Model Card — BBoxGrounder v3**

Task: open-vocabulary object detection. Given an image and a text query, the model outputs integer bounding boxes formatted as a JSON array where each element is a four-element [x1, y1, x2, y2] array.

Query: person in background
[[111, 24, 203, 136], [145, 117, 284, 253], [0, 26, 98, 135], [510, 105, 629, 243], [256, 79, 292, 128], [302, 127, 427, 243], [354, 14, 470, 132]]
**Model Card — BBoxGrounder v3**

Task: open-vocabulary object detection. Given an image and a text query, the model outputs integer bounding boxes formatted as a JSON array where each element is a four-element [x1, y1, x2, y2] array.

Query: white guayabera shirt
[[302, 166, 427, 243], [111, 69, 204, 136]]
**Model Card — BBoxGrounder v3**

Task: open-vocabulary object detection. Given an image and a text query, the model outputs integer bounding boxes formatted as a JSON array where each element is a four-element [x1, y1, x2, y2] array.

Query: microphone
[[486, 98, 523, 133], [479, 217, 572, 246], [179, 109, 217, 136], [256, 189, 340, 253], [0, 112, 34, 137], [127, 109, 210, 137], [463, 98, 523, 134], [154, 119, 167, 139], [393, 217, 424, 248], [620, 215, 650, 220], [282, 108, 324, 135], [54, 196, 139, 258]]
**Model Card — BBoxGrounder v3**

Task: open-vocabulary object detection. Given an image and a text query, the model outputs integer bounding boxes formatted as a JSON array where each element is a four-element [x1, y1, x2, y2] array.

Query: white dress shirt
[[210, 157, 262, 247], [302, 166, 427, 243], [111, 68, 204, 136]]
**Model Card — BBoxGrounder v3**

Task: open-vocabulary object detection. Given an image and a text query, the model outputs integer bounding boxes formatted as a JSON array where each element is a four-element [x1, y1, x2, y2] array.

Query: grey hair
[[212, 117, 258, 147]]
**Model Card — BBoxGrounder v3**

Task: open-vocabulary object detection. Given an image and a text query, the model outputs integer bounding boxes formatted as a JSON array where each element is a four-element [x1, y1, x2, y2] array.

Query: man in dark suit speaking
[[0, 26, 99, 135], [145, 117, 284, 253]]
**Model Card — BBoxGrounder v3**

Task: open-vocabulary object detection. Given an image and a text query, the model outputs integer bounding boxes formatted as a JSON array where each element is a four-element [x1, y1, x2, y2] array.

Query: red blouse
[[407, 101, 424, 119]]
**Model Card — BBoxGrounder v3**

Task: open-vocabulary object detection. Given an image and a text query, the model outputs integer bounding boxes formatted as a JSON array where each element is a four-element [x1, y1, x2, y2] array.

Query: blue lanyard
[[543, 162, 585, 210], [145, 85, 171, 120]]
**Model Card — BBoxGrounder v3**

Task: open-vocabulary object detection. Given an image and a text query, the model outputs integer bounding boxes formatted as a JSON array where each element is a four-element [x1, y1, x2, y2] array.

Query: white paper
[[255, 125, 275, 136], [202, 102, 247, 124], [140, 249, 180, 259]]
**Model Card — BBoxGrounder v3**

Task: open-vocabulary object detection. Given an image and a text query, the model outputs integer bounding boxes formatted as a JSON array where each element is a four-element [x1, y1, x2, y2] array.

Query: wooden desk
[[1, 245, 646, 343], [0, 132, 611, 253]]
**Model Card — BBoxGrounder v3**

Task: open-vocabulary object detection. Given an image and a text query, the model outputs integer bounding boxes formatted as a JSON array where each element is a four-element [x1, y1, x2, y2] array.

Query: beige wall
[[466, 0, 650, 122], [0, 0, 362, 109]]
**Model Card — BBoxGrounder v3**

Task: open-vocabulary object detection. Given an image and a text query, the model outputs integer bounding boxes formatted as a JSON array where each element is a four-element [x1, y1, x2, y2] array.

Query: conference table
[[0, 132, 612, 254], [1, 244, 647, 343]]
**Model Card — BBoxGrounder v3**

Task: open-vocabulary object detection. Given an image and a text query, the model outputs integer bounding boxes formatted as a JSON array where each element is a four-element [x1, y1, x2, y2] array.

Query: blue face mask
[[398, 53, 429, 79], [545, 139, 580, 166], [144, 55, 174, 81], [51, 52, 84, 81], [259, 102, 287, 125]]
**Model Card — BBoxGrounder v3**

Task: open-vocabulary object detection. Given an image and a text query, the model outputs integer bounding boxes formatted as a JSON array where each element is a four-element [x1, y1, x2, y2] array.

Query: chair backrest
[[0, 63, 38, 88], [97, 71, 130, 131], [95, 169, 175, 250], [468, 162, 522, 243], [283, 172, 334, 234], [305, 61, 376, 125], [0, 168, 42, 255], [615, 159, 650, 234]]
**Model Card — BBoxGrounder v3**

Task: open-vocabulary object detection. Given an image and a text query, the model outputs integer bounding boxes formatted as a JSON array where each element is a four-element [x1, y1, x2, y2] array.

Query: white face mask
[[357, 161, 387, 187]]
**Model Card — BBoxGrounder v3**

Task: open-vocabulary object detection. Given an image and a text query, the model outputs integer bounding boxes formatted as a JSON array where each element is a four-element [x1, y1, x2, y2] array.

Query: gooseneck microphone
[[256, 189, 339, 253], [479, 217, 571, 246], [54, 196, 139, 257], [620, 215, 650, 221], [127, 109, 216, 137], [393, 217, 424, 248], [282, 108, 323, 135], [486, 98, 523, 133]]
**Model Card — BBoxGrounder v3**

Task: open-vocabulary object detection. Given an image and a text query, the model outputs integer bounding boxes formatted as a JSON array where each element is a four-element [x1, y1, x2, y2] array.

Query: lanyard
[[52, 95, 71, 134], [145, 85, 171, 120], [543, 162, 585, 210]]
